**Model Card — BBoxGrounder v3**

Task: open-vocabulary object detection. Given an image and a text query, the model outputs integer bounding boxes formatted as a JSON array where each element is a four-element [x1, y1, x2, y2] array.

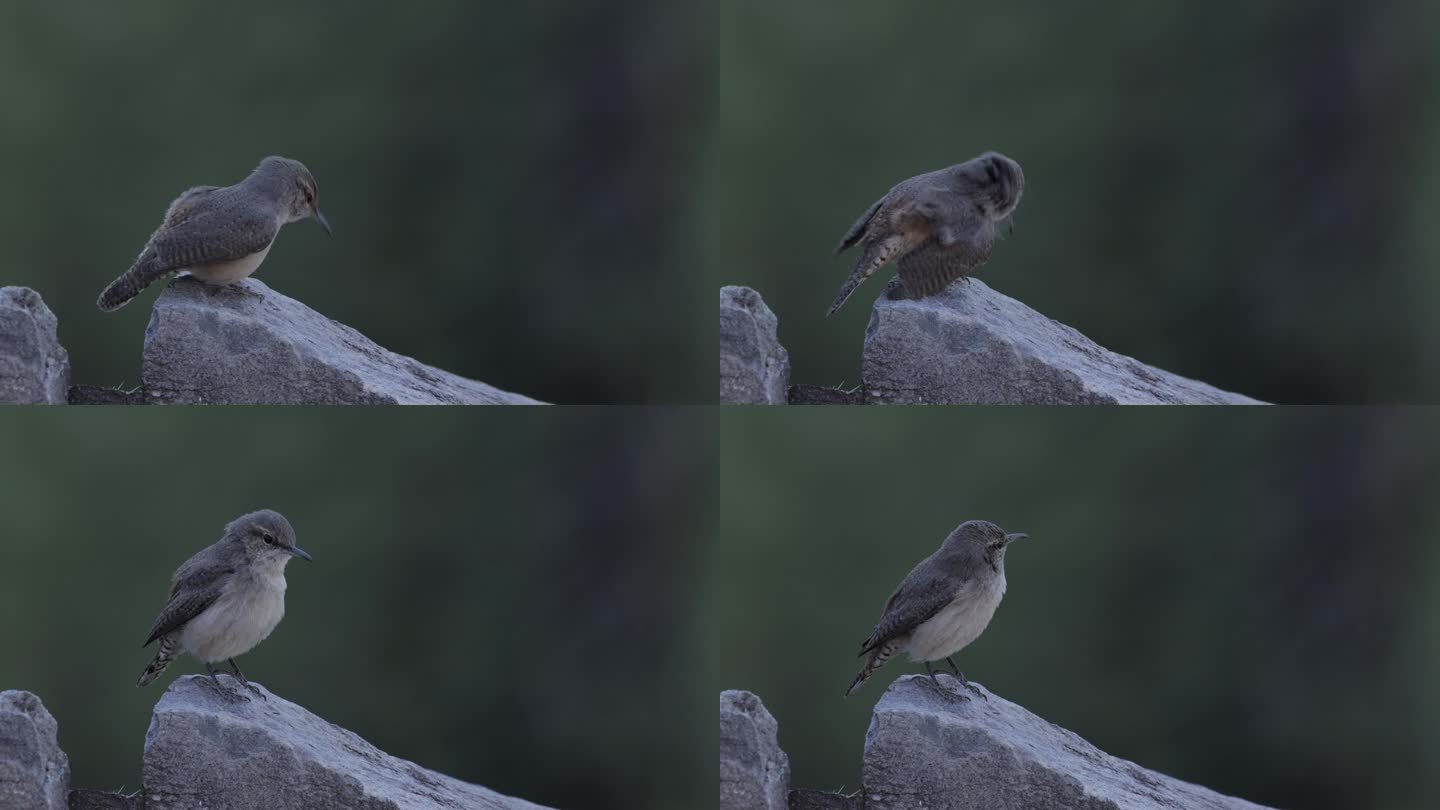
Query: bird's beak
[[313, 210, 332, 235], [1004, 532, 1028, 544], [288, 546, 314, 562]]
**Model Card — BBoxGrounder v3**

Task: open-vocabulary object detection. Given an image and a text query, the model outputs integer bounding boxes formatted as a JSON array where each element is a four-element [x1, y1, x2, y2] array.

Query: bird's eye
[[262, 533, 276, 545]]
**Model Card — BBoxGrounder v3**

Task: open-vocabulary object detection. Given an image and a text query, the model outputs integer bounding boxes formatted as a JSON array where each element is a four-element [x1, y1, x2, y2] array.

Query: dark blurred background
[[0, 408, 713, 809], [703, 1, 1440, 403], [0, 1, 709, 404], [710, 408, 1440, 809]]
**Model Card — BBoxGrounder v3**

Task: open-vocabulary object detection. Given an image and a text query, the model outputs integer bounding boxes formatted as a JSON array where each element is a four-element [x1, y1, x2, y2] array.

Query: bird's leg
[[943, 658, 986, 700], [882, 277, 909, 301], [227, 658, 265, 699], [924, 662, 969, 702], [204, 662, 249, 702]]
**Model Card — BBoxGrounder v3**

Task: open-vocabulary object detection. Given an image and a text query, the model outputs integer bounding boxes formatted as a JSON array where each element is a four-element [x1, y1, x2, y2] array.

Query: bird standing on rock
[[847, 520, 1028, 700], [138, 509, 312, 699], [828, 152, 1024, 316], [98, 156, 331, 311]]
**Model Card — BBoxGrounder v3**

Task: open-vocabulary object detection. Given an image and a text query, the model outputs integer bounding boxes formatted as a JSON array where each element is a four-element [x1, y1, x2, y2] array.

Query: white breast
[[184, 242, 274, 285], [905, 570, 1006, 663], [179, 569, 287, 664]]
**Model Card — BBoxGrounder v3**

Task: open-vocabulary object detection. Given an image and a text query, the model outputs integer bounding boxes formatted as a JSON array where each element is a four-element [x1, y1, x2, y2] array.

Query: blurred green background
[[702, 2, 1440, 403], [0, 408, 713, 809], [0, 1, 708, 404], [709, 408, 1440, 809]]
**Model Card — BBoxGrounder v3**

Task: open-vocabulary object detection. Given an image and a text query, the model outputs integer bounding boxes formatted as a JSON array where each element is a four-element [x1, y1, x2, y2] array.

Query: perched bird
[[827, 152, 1024, 316], [138, 509, 312, 697], [846, 520, 1027, 700], [97, 156, 331, 311]]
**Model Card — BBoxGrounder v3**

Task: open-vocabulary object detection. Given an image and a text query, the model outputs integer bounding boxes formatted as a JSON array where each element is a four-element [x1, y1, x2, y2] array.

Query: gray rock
[[0, 690, 70, 810], [142, 277, 540, 405], [720, 286, 790, 404], [862, 281, 1261, 404], [0, 287, 70, 405], [142, 676, 550, 810], [862, 675, 1271, 810], [720, 690, 790, 810]]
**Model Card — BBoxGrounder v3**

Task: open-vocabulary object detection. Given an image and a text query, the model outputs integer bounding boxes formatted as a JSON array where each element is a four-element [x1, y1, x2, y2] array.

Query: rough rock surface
[[862, 281, 1261, 404], [0, 690, 69, 810], [720, 690, 790, 810], [789, 789, 862, 809], [0, 287, 69, 404], [142, 676, 550, 810], [862, 675, 1271, 810], [142, 277, 539, 405], [67, 789, 141, 809], [720, 286, 790, 404]]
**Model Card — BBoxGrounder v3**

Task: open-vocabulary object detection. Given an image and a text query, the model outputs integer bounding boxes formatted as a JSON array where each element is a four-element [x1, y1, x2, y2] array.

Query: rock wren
[[137, 509, 312, 696], [846, 520, 1027, 700], [97, 156, 331, 311], [827, 152, 1024, 317]]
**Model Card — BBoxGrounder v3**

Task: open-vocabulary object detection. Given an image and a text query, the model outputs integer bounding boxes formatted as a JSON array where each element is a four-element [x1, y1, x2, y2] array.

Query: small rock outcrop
[[0, 287, 69, 405], [720, 286, 790, 404], [861, 676, 1270, 809], [143, 676, 549, 810], [0, 690, 69, 810], [142, 277, 539, 405], [863, 281, 1260, 404], [719, 690, 789, 810], [720, 680, 1273, 810]]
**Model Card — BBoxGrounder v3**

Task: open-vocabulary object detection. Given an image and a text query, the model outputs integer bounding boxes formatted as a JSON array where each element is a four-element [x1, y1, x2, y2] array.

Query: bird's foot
[[946, 672, 987, 701], [226, 660, 266, 700], [202, 675, 251, 703], [882, 278, 909, 301], [924, 673, 970, 702]]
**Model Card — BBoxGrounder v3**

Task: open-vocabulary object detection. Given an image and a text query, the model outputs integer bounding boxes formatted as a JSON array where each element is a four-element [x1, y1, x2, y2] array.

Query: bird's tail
[[845, 639, 900, 698], [137, 636, 179, 687], [826, 240, 897, 318], [98, 252, 167, 312]]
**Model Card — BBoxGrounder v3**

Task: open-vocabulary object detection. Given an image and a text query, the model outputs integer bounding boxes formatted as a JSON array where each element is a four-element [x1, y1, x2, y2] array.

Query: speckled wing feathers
[[835, 197, 884, 255], [142, 559, 233, 647], [860, 562, 956, 657], [149, 198, 278, 272]]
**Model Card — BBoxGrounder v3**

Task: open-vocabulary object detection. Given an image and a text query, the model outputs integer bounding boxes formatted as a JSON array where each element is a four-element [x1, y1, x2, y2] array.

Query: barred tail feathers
[[98, 252, 167, 312], [826, 238, 901, 317], [845, 639, 901, 697], [137, 636, 179, 687]]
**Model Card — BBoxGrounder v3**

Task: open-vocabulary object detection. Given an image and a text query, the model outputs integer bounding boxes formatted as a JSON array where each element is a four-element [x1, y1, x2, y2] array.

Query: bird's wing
[[859, 565, 955, 656], [142, 565, 231, 647], [148, 204, 277, 272], [835, 195, 886, 255], [163, 186, 221, 227], [890, 183, 984, 245], [893, 237, 993, 299]]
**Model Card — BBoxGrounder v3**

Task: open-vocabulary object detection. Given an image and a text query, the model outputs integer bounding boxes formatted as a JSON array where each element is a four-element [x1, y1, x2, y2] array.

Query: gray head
[[222, 508, 312, 568], [937, 519, 1027, 572], [253, 156, 332, 235], [948, 152, 1024, 221]]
